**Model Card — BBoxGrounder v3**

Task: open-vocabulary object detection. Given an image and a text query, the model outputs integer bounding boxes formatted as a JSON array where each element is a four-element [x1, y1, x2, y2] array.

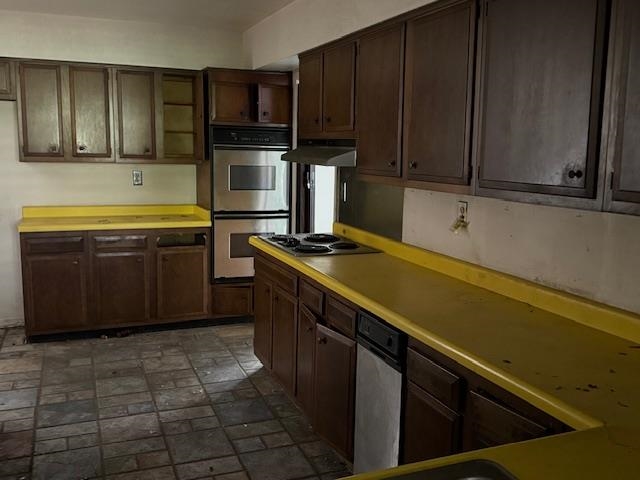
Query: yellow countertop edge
[[22, 204, 210, 219], [249, 236, 602, 431], [18, 205, 211, 233], [333, 223, 640, 345]]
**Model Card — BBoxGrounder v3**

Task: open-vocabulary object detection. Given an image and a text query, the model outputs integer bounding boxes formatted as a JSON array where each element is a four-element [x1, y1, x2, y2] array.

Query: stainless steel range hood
[[281, 139, 356, 167]]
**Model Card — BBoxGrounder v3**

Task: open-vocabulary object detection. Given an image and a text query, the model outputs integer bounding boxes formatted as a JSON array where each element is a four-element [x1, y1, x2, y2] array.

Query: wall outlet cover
[[132, 170, 143, 186]]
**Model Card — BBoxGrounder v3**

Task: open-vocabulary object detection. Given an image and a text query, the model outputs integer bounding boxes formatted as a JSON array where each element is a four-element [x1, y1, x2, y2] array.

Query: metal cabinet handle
[[325, 116, 332, 123], [318, 337, 327, 344], [408, 161, 417, 169], [306, 326, 313, 332], [48, 144, 58, 153], [262, 111, 269, 117], [144, 147, 151, 154], [72, 260, 79, 265], [78, 144, 87, 152], [387, 161, 396, 168], [568, 170, 583, 179]]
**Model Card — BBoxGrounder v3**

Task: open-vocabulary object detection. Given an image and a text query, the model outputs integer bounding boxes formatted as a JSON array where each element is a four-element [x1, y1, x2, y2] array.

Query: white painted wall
[[0, 102, 196, 325], [0, 9, 246, 69], [243, 0, 435, 69], [403, 189, 640, 315]]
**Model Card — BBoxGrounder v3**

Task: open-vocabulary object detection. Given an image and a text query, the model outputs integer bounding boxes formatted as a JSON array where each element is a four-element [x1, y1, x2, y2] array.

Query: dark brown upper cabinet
[[323, 42, 356, 133], [475, 0, 608, 200], [298, 42, 356, 138], [69, 66, 112, 159], [207, 69, 291, 127], [403, 0, 476, 188], [259, 83, 291, 125], [116, 69, 156, 160], [298, 53, 323, 136], [18, 63, 65, 160], [605, 0, 640, 214], [356, 24, 405, 177], [0, 59, 16, 101]]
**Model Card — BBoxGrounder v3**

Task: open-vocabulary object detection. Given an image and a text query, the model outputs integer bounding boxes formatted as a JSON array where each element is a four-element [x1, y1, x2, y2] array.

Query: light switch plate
[[132, 170, 143, 186]]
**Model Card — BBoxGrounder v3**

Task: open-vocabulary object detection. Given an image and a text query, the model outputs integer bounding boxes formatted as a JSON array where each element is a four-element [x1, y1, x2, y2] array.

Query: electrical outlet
[[457, 201, 468, 222], [132, 170, 143, 186]]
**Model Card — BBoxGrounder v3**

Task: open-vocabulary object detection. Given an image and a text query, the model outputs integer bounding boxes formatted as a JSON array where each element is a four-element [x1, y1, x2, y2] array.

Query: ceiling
[[0, 0, 297, 31]]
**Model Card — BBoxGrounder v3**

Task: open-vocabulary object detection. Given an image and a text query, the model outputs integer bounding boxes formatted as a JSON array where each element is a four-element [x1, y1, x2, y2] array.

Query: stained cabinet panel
[[210, 82, 252, 123], [259, 83, 290, 125], [94, 252, 150, 325], [19, 64, 64, 158], [356, 25, 404, 177], [298, 53, 323, 135], [323, 43, 356, 132], [404, 1, 475, 184], [0, 60, 15, 100], [314, 323, 356, 460], [271, 286, 298, 394], [70, 66, 111, 158], [477, 0, 607, 198], [296, 304, 317, 415], [254, 275, 274, 369], [24, 254, 88, 332], [117, 70, 156, 159], [610, 0, 640, 205], [157, 247, 208, 319]]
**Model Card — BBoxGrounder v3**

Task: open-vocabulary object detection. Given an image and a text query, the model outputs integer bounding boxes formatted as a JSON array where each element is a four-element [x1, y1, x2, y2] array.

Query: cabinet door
[[157, 247, 208, 319], [295, 304, 317, 416], [404, 1, 475, 185], [402, 381, 462, 464], [323, 43, 356, 132], [356, 25, 404, 177], [94, 252, 150, 325], [465, 391, 548, 450], [314, 323, 356, 460], [23, 254, 88, 333], [271, 286, 298, 394], [298, 53, 323, 135], [253, 275, 273, 369], [70, 66, 112, 159], [0, 60, 15, 100], [18, 63, 64, 158], [609, 0, 640, 206], [210, 82, 252, 123], [258, 83, 290, 125], [477, 0, 607, 198], [116, 70, 156, 159]]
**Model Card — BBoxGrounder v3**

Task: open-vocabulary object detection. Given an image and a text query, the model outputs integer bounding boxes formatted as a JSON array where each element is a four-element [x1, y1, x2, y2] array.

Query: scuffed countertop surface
[[18, 205, 211, 233]]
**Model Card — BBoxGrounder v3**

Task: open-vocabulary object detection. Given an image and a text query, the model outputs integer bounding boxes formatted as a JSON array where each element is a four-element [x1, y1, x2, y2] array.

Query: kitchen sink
[[384, 460, 517, 480]]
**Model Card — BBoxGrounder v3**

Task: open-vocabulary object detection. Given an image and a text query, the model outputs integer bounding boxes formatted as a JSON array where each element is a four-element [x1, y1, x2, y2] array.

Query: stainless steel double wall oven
[[211, 127, 291, 282]]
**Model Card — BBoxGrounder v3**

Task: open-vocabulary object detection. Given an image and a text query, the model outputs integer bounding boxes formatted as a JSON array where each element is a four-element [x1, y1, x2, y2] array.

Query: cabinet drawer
[[299, 279, 324, 315], [94, 235, 147, 250], [254, 255, 298, 295], [212, 284, 253, 316], [407, 347, 463, 411], [326, 295, 357, 339], [467, 390, 548, 449], [24, 236, 84, 255]]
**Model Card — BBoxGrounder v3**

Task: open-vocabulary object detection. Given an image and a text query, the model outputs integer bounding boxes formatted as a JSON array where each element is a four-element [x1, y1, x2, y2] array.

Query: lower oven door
[[213, 214, 289, 281]]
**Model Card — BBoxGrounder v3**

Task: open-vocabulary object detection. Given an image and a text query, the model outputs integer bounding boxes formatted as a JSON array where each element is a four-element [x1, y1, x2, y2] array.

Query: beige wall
[[0, 9, 246, 69], [0, 10, 244, 325], [0, 102, 196, 325], [403, 189, 640, 315], [243, 0, 435, 69]]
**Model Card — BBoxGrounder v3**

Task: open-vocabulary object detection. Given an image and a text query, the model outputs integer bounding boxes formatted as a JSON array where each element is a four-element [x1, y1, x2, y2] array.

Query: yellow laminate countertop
[[248, 226, 640, 479], [18, 205, 212, 233]]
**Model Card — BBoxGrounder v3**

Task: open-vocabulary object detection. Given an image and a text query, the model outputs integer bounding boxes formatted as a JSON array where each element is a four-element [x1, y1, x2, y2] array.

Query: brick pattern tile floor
[[0, 323, 352, 480]]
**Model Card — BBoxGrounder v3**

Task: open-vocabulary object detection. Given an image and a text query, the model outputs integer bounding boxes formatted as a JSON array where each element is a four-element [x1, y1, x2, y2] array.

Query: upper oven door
[[213, 148, 290, 213]]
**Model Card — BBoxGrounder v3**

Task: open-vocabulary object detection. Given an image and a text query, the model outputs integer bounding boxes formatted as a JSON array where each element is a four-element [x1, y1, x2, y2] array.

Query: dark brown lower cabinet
[[314, 323, 356, 460], [402, 381, 462, 463], [465, 391, 548, 450], [295, 304, 317, 414], [94, 251, 150, 325], [23, 254, 88, 333], [271, 286, 298, 395], [157, 246, 208, 320], [253, 276, 273, 368]]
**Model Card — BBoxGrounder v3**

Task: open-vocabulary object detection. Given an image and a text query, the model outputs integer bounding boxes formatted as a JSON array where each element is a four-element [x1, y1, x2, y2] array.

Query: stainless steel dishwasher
[[354, 311, 406, 473]]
